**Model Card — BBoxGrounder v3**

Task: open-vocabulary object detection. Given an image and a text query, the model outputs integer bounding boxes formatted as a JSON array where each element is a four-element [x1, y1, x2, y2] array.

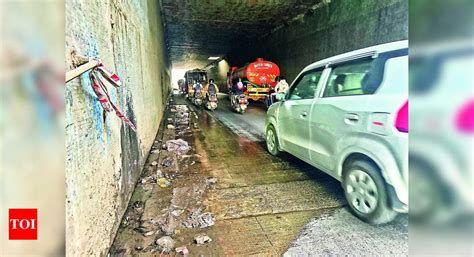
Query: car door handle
[[300, 111, 308, 118], [345, 113, 359, 121]]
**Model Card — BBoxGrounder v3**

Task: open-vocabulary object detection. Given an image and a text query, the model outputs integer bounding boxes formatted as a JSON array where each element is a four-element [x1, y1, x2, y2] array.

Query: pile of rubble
[[114, 104, 217, 255]]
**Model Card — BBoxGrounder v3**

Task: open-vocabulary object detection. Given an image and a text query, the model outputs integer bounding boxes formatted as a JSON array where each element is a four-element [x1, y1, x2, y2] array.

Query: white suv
[[265, 40, 408, 224]]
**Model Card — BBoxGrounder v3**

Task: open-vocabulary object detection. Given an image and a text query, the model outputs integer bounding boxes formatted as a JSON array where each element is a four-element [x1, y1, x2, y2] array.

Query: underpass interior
[[65, 0, 408, 255]]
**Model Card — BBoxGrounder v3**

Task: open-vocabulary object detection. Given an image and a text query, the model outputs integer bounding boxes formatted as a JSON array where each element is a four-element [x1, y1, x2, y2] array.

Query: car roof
[[300, 40, 409, 74]]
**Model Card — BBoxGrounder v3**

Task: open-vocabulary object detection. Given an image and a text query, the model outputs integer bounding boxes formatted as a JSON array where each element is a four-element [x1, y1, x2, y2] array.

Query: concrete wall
[[206, 59, 230, 92], [209, 0, 408, 88], [65, 0, 170, 255]]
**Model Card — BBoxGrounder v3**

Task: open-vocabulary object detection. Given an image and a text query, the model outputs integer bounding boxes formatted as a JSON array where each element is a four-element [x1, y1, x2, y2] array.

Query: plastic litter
[[157, 178, 171, 188], [183, 209, 215, 228], [165, 139, 190, 155], [175, 246, 189, 256], [162, 157, 174, 167]]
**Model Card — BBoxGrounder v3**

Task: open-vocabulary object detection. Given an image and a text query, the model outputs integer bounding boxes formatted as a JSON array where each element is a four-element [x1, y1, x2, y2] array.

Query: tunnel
[[65, 0, 408, 255]]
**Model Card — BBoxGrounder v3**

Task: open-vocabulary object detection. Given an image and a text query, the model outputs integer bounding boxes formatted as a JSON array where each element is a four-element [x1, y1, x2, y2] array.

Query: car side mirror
[[276, 93, 286, 101]]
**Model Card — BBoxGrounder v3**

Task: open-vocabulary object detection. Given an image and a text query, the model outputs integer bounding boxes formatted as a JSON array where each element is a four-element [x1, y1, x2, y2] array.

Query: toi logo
[[9, 209, 38, 240]]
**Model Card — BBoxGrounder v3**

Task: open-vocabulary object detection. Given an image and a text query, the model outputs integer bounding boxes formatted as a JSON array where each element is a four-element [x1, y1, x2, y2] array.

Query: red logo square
[[9, 209, 38, 240]]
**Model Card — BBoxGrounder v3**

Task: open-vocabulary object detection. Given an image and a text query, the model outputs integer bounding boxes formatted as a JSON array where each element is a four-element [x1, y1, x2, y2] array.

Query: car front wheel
[[266, 125, 280, 156], [342, 160, 397, 224]]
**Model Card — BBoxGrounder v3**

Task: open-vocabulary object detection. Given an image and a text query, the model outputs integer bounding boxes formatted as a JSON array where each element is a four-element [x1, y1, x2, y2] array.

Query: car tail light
[[395, 100, 408, 133], [455, 98, 474, 133], [239, 98, 247, 104]]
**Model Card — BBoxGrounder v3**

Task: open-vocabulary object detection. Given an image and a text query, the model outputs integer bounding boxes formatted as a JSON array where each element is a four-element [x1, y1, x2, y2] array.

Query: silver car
[[265, 40, 408, 224]]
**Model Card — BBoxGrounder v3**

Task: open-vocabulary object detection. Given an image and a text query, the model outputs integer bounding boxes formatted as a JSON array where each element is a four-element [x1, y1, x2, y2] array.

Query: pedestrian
[[275, 76, 289, 95], [268, 76, 289, 107]]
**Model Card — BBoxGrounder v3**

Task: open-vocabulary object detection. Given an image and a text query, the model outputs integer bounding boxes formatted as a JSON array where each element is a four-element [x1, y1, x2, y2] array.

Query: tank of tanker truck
[[227, 58, 280, 102]]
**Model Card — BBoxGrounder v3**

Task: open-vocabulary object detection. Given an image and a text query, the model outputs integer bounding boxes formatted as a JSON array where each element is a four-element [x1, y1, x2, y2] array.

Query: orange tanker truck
[[227, 58, 280, 103]]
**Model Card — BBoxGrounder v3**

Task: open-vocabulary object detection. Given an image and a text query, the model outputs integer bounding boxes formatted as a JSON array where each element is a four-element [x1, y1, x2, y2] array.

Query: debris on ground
[[165, 139, 191, 155], [156, 169, 163, 177], [151, 149, 160, 154], [181, 154, 201, 159], [151, 161, 158, 166], [183, 209, 215, 228], [167, 124, 175, 129], [171, 209, 184, 217], [133, 226, 148, 234], [133, 201, 144, 212], [162, 157, 174, 167], [206, 177, 218, 186], [156, 236, 175, 252], [144, 230, 156, 237], [161, 213, 177, 235], [194, 233, 212, 245], [157, 178, 171, 188], [175, 246, 189, 256], [141, 174, 157, 184]]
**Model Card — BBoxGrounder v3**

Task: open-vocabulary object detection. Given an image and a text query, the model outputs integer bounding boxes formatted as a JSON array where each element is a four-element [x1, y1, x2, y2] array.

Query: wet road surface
[[110, 94, 407, 256], [207, 93, 267, 142]]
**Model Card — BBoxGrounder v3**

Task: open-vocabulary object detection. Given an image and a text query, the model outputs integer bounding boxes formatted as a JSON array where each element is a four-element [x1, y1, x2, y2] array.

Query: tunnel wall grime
[[211, 0, 408, 87], [65, 0, 170, 255]]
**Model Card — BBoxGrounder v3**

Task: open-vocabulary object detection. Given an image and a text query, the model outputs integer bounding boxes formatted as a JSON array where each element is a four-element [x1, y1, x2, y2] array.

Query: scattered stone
[[194, 233, 212, 245], [151, 161, 158, 166], [141, 178, 147, 184], [162, 144, 167, 150], [162, 157, 174, 167], [157, 178, 171, 188], [175, 246, 189, 256], [156, 236, 175, 252], [135, 245, 143, 251], [167, 118, 173, 122], [151, 149, 160, 154], [167, 124, 175, 129]]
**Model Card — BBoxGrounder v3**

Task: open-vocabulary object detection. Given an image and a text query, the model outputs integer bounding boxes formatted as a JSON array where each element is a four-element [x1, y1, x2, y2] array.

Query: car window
[[323, 59, 374, 97], [288, 70, 323, 100]]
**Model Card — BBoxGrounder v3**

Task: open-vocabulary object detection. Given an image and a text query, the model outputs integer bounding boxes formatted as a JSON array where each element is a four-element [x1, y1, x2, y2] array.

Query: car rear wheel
[[266, 125, 280, 156], [343, 160, 397, 224]]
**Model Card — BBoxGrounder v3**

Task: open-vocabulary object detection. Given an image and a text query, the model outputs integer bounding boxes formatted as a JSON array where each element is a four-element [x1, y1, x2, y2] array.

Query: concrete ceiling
[[161, 0, 323, 69]]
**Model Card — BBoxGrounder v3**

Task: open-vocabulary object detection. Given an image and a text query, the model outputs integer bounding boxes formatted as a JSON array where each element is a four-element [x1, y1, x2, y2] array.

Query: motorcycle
[[194, 91, 203, 106], [231, 93, 248, 114], [206, 93, 218, 111]]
